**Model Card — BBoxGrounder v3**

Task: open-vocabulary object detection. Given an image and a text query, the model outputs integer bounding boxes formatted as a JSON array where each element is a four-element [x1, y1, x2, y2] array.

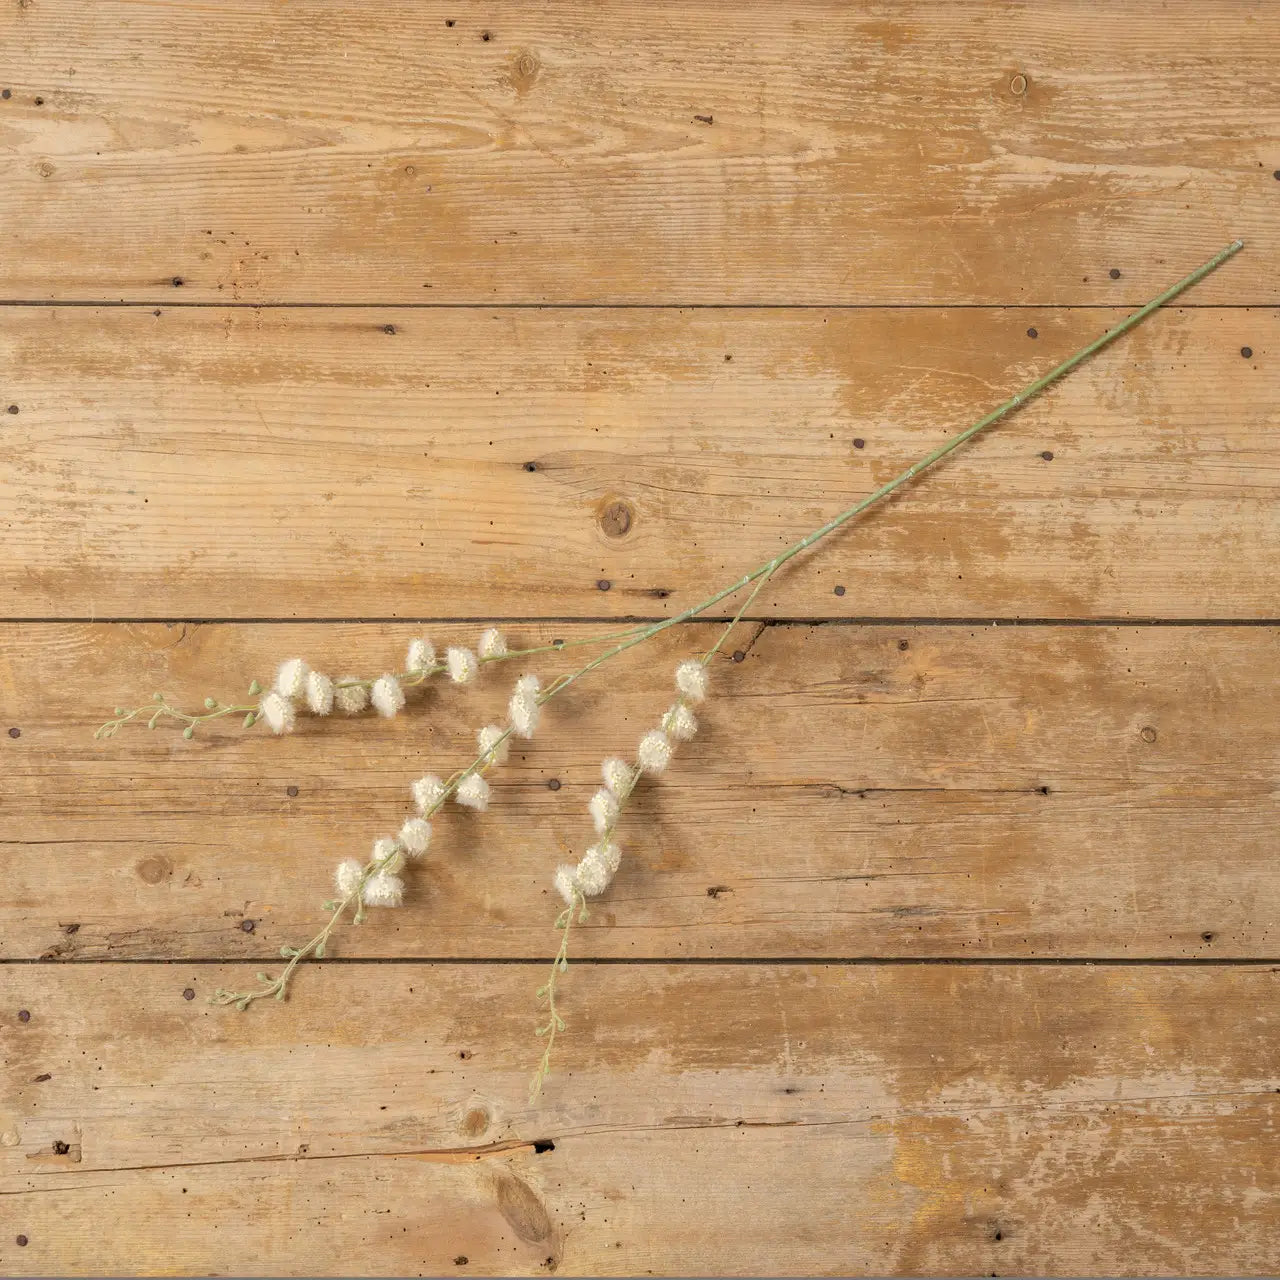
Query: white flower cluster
[[256, 628, 522, 737], [332, 656, 544, 910], [554, 657, 707, 905]]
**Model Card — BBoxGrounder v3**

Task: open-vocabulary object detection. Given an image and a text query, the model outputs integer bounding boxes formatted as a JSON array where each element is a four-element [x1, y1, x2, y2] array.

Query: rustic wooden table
[[1, 2, 1277, 1275]]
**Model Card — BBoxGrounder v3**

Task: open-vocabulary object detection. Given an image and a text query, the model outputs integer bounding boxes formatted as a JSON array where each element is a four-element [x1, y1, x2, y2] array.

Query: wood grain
[[4, 621, 1276, 961], [2, 305, 1276, 620], [1, 1, 1275, 304], [2, 963, 1276, 1276]]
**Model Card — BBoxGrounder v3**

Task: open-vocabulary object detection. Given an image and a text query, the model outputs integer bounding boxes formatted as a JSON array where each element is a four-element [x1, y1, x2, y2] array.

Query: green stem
[[526, 240, 1244, 1092], [559, 240, 1246, 684]]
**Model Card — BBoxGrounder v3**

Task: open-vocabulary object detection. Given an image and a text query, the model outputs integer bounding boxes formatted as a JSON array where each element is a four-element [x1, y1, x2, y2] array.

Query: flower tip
[[361, 871, 404, 908], [456, 773, 491, 811], [553, 863, 578, 906], [275, 658, 309, 700], [446, 646, 479, 685], [478, 627, 507, 659], [259, 691, 296, 735], [675, 658, 709, 702], [637, 729, 672, 775], [370, 674, 405, 718]]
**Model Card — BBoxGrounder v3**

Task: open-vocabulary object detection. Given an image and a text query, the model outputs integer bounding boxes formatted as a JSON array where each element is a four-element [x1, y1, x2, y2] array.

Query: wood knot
[[495, 1173, 551, 1242], [1009, 72, 1027, 95], [511, 50, 540, 91], [461, 1106, 490, 1137], [1140, 725, 1158, 743], [136, 855, 172, 885], [599, 500, 633, 538]]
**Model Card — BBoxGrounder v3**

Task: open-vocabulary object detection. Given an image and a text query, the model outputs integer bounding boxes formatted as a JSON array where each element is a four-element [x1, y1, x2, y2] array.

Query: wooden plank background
[[1, 1, 1276, 1275]]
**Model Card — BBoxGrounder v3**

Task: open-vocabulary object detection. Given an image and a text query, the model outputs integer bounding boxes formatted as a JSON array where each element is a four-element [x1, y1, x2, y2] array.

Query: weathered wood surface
[[1, 1, 1276, 305], [2, 306, 1276, 620], [2, 964, 1276, 1277], [3, 621, 1276, 962]]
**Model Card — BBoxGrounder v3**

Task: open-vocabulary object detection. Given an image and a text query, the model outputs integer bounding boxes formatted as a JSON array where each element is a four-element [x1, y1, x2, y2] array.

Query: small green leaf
[[256, 972, 269, 984], [274, 987, 285, 1001], [236, 998, 250, 1012], [314, 941, 326, 959], [279, 945, 297, 959], [243, 712, 257, 728], [248, 679, 261, 696], [204, 697, 217, 710], [182, 725, 194, 740], [153, 691, 164, 701], [147, 716, 159, 730], [114, 706, 125, 716]]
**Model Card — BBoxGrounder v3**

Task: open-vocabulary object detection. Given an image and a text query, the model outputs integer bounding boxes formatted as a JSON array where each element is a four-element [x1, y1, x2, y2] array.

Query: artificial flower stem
[[543, 240, 1246, 696]]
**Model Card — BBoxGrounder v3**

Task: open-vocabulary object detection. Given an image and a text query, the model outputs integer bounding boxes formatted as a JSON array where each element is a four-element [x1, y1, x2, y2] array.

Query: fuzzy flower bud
[[456, 773, 490, 811], [589, 787, 620, 834], [334, 677, 369, 716], [335, 858, 363, 897], [275, 658, 309, 701], [553, 863, 578, 906], [412, 773, 447, 814], [372, 837, 405, 875], [398, 817, 432, 857], [663, 702, 698, 742], [361, 871, 404, 908], [446, 647, 478, 684], [675, 658, 709, 703], [259, 691, 296, 735], [574, 849, 611, 897], [478, 724, 509, 766], [370, 674, 405, 718], [602, 757, 633, 798], [638, 729, 672, 775], [595, 839, 622, 874], [305, 670, 335, 716], [406, 637, 436, 673], [478, 627, 507, 659], [509, 674, 541, 738]]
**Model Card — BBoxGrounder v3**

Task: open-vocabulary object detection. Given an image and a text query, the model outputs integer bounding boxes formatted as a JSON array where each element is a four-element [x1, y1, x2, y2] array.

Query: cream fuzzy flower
[[663, 702, 698, 742], [446, 647, 478, 684], [412, 773, 447, 815], [335, 858, 363, 897], [334, 676, 369, 716], [509, 674, 541, 738], [275, 658, 309, 701], [675, 658, 709, 703], [589, 787, 619, 834], [305, 670, 335, 716], [478, 627, 507, 659], [553, 863, 578, 906], [370, 674, 405, 718], [362, 871, 404, 908], [406, 637, 436, 672], [594, 839, 622, 874], [478, 724, 509, 766], [372, 837, 405, 875], [398, 817, 432, 857], [259, 691, 296, 735], [638, 729, 672, 775], [602, 756, 633, 798], [574, 849, 611, 897], [456, 773, 490, 811]]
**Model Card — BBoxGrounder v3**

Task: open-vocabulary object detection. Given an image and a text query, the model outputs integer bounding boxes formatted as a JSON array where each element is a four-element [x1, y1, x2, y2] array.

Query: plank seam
[[2, 957, 1275, 967], [3, 617, 1277, 627], [0, 300, 1271, 312]]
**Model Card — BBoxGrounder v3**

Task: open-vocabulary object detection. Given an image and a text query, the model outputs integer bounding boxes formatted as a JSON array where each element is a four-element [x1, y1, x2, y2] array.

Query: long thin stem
[[526, 240, 1244, 1091], [552, 241, 1246, 689]]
